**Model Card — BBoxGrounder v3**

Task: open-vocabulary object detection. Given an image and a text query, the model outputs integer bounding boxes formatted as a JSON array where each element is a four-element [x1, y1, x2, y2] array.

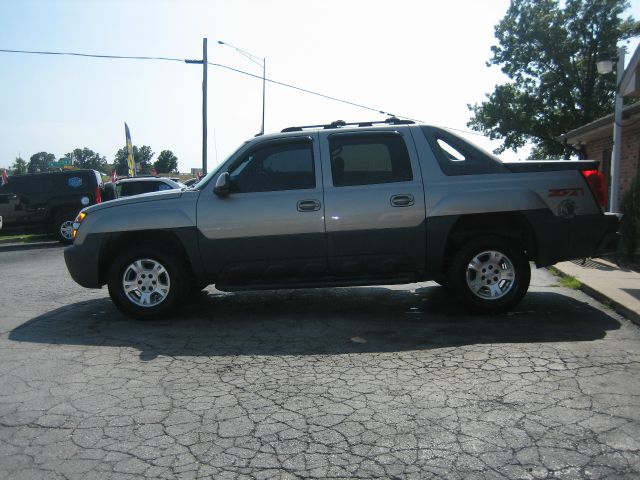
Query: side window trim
[[328, 130, 403, 139]]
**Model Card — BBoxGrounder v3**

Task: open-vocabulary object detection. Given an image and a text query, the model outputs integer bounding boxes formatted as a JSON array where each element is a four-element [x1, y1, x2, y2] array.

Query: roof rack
[[281, 116, 415, 133]]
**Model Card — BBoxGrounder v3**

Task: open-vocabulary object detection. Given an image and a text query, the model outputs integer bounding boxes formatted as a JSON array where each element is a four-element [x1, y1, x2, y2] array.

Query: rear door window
[[328, 133, 413, 187], [136, 181, 163, 194]]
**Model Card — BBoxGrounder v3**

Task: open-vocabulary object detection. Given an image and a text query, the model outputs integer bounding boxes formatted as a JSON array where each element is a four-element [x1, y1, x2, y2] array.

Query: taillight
[[95, 186, 102, 204], [580, 169, 606, 209]]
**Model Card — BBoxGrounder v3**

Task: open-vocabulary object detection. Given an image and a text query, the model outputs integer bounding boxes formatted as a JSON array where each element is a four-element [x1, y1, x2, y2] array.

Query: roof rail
[[281, 116, 415, 133]]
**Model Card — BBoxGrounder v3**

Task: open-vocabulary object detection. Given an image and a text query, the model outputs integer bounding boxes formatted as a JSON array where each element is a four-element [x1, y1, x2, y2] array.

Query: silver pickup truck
[[65, 119, 619, 319]]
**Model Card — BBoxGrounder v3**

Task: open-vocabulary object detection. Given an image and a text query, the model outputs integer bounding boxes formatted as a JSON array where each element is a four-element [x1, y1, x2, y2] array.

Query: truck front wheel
[[447, 236, 530, 314], [107, 245, 187, 320]]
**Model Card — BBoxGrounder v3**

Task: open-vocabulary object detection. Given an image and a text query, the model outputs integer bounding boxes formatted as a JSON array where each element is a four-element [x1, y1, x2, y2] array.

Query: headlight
[[72, 212, 87, 239]]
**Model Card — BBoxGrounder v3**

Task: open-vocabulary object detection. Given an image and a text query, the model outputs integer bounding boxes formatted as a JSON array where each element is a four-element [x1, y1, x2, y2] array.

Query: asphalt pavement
[[1, 246, 640, 479]]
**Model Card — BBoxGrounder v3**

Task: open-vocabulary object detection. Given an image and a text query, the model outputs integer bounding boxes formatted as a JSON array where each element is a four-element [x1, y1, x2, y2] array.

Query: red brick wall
[[584, 121, 640, 208]]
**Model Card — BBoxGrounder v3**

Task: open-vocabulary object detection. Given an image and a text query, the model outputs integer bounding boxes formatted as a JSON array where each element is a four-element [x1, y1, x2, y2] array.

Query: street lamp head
[[217, 40, 225, 45], [596, 54, 614, 75]]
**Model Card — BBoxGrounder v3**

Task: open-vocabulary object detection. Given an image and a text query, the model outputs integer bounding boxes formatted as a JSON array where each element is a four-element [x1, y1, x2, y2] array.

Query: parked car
[[183, 177, 200, 187], [0, 169, 103, 243], [65, 118, 619, 319], [114, 177, 185, 197]]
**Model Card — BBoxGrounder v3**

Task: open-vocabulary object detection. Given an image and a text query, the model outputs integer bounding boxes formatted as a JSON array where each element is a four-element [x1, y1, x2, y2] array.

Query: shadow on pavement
[[9, 286, 621, 359], [623, 289, 640, 301]]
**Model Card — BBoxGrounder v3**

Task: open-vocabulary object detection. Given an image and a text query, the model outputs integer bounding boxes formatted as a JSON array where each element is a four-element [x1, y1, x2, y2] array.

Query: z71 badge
[[548, 187, 584, 197]]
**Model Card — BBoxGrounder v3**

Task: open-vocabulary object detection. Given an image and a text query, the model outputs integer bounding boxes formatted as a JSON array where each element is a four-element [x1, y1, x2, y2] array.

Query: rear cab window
[[420, 126, 508, 176]]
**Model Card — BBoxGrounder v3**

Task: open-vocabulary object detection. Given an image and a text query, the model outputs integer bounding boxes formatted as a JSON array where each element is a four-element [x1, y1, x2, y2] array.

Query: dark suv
[[0, 170, 103, 243]]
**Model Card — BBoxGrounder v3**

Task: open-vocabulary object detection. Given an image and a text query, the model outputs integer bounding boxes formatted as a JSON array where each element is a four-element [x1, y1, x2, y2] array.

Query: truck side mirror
[[214, 172, 230, 196]]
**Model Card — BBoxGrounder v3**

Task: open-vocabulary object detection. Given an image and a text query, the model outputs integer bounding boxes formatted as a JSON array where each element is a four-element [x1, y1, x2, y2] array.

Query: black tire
[[53, 212, 75, 244], [447, 236, 530, 314], [107, 245, 188, 320]]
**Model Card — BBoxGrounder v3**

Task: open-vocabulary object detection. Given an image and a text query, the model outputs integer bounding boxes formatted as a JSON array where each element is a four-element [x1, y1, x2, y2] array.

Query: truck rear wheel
[[107, 245, 187, 320], [447, 236, 530, 314]]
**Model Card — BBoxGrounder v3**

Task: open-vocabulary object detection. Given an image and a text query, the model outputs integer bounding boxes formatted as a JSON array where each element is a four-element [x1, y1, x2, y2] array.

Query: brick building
[[558, 102, 640, 205], [558, 45, 640, 209]]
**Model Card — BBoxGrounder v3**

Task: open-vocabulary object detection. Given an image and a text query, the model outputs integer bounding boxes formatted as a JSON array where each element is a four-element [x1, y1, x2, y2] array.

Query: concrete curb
[[551, 264, 640, 326]]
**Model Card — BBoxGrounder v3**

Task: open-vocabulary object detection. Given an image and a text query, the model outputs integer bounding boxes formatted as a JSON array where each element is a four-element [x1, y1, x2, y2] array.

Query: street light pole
[[218, 40, 266, 135], [185, 38, 208, 175], [610, 47, 624, 214]]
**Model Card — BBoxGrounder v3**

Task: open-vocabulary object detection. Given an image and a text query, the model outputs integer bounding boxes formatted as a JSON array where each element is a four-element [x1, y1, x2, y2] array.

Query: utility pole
[[185, 38, 208, 174]]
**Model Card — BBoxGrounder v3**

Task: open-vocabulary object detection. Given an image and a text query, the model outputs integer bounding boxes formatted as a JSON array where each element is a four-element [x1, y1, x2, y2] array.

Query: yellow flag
[[125, 122, 135, 176]]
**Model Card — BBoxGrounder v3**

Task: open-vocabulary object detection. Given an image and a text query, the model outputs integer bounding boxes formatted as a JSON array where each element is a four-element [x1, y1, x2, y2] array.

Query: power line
[[438, 125, 486, 137], [209, 62, 410, 120], [0, 48, 185, 63], [0, 47, 485, 136]]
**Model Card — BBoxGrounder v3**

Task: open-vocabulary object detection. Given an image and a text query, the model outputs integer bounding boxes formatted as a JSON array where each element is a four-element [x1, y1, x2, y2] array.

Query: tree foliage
[[154, 150, 179, 174], [468, 0, 640, 158], [11, 156, 27, 175], [27, 152, 56, 173], [66, 147, 108, 171], [113, 145, 155, 175]]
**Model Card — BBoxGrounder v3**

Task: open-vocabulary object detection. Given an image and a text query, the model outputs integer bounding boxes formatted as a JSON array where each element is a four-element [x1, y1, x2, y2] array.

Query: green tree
[[67, 147, 108, 171], [28, 152, 56, 173], [467, 0, 640, 158], [11, 156, 27, 175], [113, 145, 155, 175], [154, 150, 179, 174]]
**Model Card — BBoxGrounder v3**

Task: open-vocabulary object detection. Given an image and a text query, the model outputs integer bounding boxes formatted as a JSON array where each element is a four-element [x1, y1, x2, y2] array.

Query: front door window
[[229, 141, 315, 193]]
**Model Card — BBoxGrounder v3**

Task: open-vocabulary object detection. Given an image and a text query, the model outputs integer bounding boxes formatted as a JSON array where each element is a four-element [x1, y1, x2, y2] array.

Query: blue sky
[[1, 0, 639, 172]]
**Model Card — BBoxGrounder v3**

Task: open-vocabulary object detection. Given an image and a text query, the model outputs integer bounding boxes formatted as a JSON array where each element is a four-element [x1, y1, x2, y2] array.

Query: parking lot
[[1, 245, 640, 479]]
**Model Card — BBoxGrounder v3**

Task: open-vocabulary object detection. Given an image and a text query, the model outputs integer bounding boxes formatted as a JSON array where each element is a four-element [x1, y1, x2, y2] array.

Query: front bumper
[[64, 235, 103, 288]]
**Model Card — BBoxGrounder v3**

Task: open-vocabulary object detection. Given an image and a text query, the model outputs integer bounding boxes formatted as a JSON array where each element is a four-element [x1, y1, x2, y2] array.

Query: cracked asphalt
[[1, 246, 640, 479]]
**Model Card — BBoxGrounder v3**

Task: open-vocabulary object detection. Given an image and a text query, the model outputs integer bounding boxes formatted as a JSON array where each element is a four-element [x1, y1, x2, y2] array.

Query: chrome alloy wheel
[[121, 258, 171, 308], [465, 250, 515, 300], [59, 221, 74, 241]]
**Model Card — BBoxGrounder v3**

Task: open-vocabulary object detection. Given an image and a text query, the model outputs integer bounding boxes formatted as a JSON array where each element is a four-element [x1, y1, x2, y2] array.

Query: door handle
[[390, 194, 414, 207], [297, 199, 321, 212]]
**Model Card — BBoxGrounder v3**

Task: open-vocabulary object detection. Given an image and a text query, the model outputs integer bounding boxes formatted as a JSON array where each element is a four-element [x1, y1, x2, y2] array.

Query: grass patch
[[548, 266, 560, 276], [558, 275, 582, 290], [0, 233, 50, 243], [547, 266, 582, 290]]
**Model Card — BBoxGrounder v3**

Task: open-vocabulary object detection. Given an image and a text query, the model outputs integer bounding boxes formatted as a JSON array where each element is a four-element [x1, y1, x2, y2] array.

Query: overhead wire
[[0, 48, 185, 63], [0, 47, 485, 136]]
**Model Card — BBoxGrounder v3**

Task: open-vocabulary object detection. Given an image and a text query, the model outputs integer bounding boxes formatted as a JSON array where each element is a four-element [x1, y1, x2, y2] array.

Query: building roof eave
[[557, 101, 640, 145]]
